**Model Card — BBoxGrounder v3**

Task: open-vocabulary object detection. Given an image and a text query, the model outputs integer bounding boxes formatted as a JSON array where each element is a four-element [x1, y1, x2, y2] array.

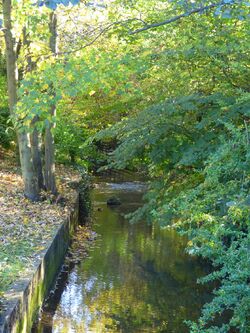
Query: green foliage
[[96, 91, 250, 332], [0, 58, 13, 148], [13, 41, 148, 166], [0, 106, 12, 148], [90, 6, 250, 331], [49, 6, 250, 329], [1, 0, 250, 330]]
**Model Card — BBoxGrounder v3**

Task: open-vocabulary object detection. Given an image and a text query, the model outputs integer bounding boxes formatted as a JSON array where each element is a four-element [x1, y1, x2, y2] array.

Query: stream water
[[32, 176, 211, 333]]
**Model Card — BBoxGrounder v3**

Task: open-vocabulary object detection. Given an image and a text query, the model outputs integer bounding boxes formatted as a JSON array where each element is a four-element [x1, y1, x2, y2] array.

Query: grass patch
[[0, 154, 81, 304]]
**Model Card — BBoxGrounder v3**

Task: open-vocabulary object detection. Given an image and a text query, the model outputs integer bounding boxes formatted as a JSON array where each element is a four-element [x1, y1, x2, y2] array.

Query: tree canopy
[[0, 0, 249, 332]]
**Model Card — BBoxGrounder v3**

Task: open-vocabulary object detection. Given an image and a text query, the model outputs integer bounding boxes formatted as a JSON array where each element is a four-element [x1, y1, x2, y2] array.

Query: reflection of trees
[[78, 256, 207, 332], [35, 187, 211, 332], [83, 283, 163, 332], [56, 202, 210, 332]]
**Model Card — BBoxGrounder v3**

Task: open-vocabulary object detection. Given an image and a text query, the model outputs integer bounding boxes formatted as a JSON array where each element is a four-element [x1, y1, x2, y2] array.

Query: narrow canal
[[32, 176, 211, 333]]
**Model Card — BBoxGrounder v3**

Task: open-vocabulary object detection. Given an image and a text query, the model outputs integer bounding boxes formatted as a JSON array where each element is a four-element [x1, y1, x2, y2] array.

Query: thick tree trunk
[[31, 122, 44, 190], [23, 28, 45, 191], [44, 11, 57, 194], [18, 131, 40, 200], [3, 0, 39, 200]]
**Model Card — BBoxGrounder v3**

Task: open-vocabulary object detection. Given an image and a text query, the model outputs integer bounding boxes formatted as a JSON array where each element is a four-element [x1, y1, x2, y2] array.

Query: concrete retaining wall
[[0, 194, 79, 333]]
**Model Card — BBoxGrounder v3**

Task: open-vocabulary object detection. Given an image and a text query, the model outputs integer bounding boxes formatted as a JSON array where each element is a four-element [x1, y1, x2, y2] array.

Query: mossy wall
[[0, 194, 79, 333]]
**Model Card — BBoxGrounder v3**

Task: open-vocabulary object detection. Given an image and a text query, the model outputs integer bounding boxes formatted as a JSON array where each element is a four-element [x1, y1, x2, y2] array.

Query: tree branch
[[130, 1, 236, 35], [20, 0, 237, 61], [35, 18, 145, 59]]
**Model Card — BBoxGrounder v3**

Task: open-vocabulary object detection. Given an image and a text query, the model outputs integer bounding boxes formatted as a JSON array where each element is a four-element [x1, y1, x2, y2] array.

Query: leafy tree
[[0, 0, 83, 199], [0, 0, 249, 330], [92, 2, 250, 331]]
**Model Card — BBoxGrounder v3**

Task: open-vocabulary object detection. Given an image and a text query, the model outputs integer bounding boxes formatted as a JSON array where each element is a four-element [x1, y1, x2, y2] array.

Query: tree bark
[[45, 108, 56, 194], [44, 11, 57, 194], [23, 27, 45, 191], [2, 0, 39, 201], [31, 118, 44, 189]]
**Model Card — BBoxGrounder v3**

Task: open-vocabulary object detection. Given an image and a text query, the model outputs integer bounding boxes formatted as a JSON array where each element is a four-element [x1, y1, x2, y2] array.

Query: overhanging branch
[[19, 0, 239, 60], [36, 18, 145, 59], [130, 0, 236, 34]]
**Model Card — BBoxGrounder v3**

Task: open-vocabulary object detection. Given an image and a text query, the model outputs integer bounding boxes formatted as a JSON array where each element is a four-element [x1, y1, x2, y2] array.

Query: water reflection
[[32, 180, 211, 333]]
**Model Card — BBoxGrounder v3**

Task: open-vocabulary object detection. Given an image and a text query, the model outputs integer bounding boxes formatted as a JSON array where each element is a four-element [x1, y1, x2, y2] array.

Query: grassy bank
[[0, 151, 81, 308]]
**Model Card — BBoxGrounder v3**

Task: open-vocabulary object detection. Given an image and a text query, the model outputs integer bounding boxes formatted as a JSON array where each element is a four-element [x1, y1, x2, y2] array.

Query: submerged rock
[[107, 196, 122, 206]]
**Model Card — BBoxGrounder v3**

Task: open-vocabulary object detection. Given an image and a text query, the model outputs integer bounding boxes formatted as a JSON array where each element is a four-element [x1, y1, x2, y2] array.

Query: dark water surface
[[32, 177, 211, 333]]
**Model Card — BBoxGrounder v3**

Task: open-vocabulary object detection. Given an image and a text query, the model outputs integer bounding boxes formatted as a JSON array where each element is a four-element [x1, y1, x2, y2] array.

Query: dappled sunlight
[[1, 0, 249, 331], [34, 179, 210, 332], [0, 160, 80, 294]]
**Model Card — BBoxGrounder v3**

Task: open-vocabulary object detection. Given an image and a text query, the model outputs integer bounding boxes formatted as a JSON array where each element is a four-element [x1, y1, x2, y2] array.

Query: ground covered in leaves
[[0, 152, 81, 308]]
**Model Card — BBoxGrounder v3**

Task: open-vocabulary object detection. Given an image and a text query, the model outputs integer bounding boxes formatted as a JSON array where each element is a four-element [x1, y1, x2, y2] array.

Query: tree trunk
[[3, 0, 39, 201], [23, 28, 45, 191], [45, 11, 57, 194], [31, 121, 44, 190], [19, 131, 40, 200], [45, 108, 56, 194]]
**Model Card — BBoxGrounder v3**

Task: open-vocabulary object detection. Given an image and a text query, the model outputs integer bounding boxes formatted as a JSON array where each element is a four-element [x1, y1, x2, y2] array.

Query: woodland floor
[[0, 149, 82, 309]]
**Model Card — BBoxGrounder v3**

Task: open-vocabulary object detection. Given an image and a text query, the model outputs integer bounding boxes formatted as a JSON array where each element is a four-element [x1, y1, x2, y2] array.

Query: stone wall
[[0, 193, 79, 333]]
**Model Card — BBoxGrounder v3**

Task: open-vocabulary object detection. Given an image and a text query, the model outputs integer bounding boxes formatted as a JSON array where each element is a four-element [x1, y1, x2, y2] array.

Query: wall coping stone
[[0, 193, 79, 333]]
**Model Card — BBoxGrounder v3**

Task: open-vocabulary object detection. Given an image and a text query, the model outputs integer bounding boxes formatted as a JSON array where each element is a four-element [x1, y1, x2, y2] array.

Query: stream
[[32, 176, 211, 333]]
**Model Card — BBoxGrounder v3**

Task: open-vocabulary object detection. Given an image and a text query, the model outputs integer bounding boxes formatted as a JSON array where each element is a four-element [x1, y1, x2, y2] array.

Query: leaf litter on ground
[[0, 153, 82, 311]]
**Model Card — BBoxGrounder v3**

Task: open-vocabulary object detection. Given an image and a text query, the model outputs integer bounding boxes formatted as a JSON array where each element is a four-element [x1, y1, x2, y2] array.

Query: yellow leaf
[[23, 216, 29, 224]]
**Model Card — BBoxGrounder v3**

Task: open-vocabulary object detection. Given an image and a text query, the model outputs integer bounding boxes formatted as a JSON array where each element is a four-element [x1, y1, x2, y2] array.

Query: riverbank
[[0, 152, 81, 310], [32, 177, 210, 333]]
